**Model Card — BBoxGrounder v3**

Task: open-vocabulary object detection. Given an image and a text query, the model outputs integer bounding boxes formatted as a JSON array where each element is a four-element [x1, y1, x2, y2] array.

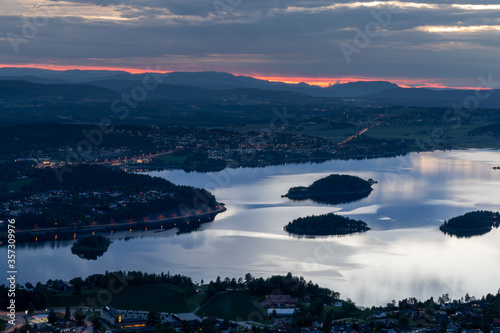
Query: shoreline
[[1, 204, 227, 245]]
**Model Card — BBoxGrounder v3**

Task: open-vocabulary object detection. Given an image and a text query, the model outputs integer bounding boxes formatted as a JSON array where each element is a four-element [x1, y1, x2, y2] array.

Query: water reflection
[[4, 150, 500, 307], [284, 192, 372, 205]]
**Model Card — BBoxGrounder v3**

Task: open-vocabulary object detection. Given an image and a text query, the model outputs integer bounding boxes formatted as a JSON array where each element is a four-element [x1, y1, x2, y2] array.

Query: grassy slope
[[196, 292, 266, 322], [51, 284, 196, 313]]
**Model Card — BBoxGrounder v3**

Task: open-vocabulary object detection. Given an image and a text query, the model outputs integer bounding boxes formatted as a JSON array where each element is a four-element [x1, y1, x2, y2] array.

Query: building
[[265, 294, 298, 308], [115, 318, 147, 330], [101, 305, 122, 325], [267, 308, 296, 316]]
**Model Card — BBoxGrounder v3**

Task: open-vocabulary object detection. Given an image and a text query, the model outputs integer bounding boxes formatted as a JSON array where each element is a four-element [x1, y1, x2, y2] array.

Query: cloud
[[1, 0, 500, 87]]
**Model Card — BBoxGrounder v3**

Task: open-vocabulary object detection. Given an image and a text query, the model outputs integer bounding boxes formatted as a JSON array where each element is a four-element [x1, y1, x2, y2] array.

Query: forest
[[284, 213, 371, 236], [440, 210, 500, 237], [283, 174, 375, 202]]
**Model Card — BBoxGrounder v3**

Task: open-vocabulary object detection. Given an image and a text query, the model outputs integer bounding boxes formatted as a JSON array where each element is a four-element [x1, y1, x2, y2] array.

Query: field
[[51, 284, 197, 313], [196, 292, 267, 322], [0, 177, 34, 192]]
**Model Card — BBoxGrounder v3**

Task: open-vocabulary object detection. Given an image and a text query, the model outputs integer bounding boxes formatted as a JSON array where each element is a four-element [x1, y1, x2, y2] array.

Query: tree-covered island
[[71, 235, 111, 260], [282, 174, 376, 204], [284, 213, 371, 236], [440, 210, 500, 237]]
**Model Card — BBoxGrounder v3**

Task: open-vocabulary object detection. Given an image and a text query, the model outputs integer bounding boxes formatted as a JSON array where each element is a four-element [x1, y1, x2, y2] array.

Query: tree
[[27, 302, 35, 316], [147, 311, 161, 326], [74, 308, 86, 326], [398, 315, 410, 326], [310, 300, 324, 317], [65, 306, 71, 321], [48, 309, 57, 325], [92, 316, 102, 332], [181, 320, 193, 333], [323, 311, 334, 333]]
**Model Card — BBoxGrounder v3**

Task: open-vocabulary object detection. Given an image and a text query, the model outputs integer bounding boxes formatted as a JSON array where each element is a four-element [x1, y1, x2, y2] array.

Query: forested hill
[[283, 174, 375, 200], [1, 164, 219, 231], [440, 210, 500, 237]]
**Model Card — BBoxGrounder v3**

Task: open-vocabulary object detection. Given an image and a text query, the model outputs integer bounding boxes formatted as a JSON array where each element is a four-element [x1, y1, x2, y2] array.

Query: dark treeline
[[468, 122, 500, 137], [205, 272, 339, 304], [0, 160, 37, 183], [0, 271, 194, 312], [0, 123, 155, 157]]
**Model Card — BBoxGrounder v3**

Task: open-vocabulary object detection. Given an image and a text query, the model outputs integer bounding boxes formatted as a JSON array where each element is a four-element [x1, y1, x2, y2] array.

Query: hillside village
[[2, 273, 500, 333]]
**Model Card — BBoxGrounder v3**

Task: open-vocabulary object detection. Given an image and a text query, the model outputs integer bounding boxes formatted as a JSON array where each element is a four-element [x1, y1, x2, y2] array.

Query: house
[[372, 310, 387, 319], [268, 308, 296, 316], [172, 313, 202, 325], [115, 318, 147, 329], [446, 323, 460, 333], [55, 280, 72, 292], [57, 321, 76, 333], [28, 328, 54, 333], [265, 294, 298, 308], [101, 305, 122, 325]]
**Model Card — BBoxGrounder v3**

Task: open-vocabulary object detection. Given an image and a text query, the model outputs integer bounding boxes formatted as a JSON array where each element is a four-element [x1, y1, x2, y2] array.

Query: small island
[[284, 213, 371, 236], [440, 210, 500, 238], [282, 174, 376, 205], [71, 235, 112, 260]]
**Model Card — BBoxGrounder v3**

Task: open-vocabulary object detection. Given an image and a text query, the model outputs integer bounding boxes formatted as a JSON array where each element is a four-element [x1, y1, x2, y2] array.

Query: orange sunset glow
[[0, 63, 490, 90]]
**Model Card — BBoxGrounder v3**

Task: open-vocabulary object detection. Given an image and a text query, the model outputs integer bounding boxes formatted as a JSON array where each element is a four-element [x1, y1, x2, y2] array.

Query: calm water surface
[[7, 150, 500, 306]]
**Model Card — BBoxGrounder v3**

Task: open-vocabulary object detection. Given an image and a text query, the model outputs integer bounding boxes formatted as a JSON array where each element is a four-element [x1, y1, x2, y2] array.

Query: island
[[440, 210, 500, 237], [71, 235, 111, 260], [282, 174, 376, 205], [284, 213, 371, 236]]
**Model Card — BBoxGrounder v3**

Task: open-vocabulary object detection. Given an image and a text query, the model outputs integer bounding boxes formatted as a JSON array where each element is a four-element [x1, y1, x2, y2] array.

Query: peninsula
[[440, 210, 500, 237], [284, 213, 371, 236], [282, 174, 375, 204], [0, 163, 225, 243]]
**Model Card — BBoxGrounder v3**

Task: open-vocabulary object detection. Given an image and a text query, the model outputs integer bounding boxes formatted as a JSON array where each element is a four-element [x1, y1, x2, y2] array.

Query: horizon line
[[0, 64, 489, 91]]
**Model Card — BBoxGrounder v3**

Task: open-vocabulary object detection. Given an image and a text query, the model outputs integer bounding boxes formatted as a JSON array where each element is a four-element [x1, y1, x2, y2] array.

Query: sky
[[1, 0, 500, 88]]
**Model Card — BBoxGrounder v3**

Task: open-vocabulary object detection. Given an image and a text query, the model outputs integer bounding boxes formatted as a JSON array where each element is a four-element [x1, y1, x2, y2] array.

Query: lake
[[7, 149, 500, 307]]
